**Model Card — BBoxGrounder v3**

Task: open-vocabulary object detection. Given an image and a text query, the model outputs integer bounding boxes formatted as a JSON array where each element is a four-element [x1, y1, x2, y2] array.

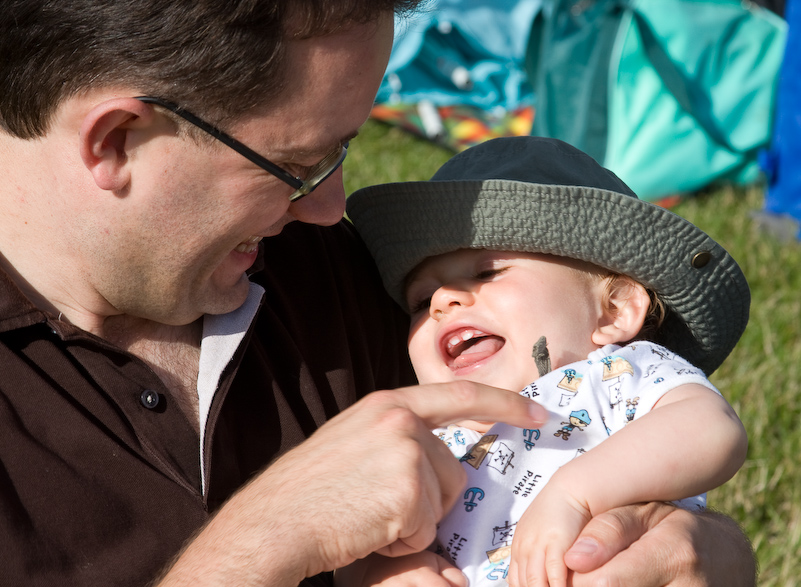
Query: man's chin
[[201, 278, 252, 317]]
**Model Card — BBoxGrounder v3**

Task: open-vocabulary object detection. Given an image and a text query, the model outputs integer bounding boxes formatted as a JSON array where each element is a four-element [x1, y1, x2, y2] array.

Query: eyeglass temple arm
[[135, 96, 303, 189]]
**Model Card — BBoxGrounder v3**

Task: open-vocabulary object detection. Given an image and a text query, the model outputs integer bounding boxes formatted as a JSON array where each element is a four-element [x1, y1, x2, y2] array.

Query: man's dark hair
[[0, 0, 421, 139]]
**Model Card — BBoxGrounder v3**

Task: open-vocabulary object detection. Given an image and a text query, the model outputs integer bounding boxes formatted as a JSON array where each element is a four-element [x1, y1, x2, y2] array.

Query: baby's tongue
[[452, 336, 504, 369]]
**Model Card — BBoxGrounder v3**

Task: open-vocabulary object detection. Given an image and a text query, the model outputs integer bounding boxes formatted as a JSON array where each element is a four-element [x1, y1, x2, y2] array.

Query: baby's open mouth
[[445, 328, 505, 370]]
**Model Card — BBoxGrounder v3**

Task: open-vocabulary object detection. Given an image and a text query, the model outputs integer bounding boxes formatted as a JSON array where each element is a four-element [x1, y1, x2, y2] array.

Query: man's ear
[[79, 97, 155, 192], [591, 277, 651, 346]]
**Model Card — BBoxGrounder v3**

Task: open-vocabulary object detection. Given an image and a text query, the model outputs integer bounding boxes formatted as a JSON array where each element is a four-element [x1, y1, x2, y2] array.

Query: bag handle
[[631, 8, 742, 152]]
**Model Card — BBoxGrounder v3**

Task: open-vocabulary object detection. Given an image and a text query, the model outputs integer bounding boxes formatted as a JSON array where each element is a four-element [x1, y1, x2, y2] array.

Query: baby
[[343, 137, 749, 586]]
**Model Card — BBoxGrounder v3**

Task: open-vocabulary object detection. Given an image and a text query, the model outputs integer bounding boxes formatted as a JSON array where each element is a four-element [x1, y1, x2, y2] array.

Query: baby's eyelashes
[[474, 266, 509, 280], [409, 296, 432, 314], [407, 267, 510, 313]]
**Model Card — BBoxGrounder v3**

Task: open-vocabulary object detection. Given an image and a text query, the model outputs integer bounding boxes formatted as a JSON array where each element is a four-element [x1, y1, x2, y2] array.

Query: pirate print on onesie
[[600, 353, 635, 409], [461, 435, 515, 475], [436, 424, 484, 458], [553, 408, 591, 440], [556, 367, 583, 406], [433, 341, 720, 586]]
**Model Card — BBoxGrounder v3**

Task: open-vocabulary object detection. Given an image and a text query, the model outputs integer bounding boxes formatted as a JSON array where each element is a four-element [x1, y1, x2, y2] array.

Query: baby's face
[[406, 249, 606, 430]]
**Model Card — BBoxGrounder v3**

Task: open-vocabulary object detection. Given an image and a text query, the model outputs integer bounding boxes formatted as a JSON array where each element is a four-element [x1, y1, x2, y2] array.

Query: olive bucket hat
[[347, 136, 750, 375]]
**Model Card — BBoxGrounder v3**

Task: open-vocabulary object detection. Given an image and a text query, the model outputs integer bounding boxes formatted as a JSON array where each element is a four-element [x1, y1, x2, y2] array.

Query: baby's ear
[[592, 277, 650, 346]]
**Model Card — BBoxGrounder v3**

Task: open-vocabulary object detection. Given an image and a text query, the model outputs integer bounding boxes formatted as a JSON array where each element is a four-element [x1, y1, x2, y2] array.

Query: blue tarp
[[760, 0, 801, 239]]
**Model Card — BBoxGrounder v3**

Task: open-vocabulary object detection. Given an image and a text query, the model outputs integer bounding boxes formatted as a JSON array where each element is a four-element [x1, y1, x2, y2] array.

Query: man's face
[[406, 249, 607, 396], [94, 14, 394, 325]]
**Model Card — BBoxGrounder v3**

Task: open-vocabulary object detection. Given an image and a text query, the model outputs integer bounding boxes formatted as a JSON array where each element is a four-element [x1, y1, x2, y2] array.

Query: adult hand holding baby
[[160, 381, 547, 587], [566, 502, 755, 586]]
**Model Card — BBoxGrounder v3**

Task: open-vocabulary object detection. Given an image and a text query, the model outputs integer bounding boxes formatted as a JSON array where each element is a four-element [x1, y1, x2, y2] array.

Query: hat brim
[[347, 179, 749, 375]]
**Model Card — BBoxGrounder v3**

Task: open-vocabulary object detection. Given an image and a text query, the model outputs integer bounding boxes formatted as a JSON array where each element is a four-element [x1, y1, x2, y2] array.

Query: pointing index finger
[[387, 380, 548, 430]]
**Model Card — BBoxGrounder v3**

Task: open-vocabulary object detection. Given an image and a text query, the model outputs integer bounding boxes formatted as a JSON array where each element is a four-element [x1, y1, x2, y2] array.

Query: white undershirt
[[196, 282, 265, 494]]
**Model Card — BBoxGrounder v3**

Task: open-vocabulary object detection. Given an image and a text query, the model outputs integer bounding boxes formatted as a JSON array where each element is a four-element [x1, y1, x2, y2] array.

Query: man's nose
[[288, 167, 346, 227]]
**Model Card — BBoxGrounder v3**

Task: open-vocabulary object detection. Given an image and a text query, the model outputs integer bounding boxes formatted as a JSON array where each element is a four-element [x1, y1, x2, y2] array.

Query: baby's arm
[[334, 551, 466, 587], [509, 383, 747, 587]]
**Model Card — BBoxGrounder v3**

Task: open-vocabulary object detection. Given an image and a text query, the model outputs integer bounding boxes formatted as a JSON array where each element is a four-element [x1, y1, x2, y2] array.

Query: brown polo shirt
[[0, 220, 415, 586]]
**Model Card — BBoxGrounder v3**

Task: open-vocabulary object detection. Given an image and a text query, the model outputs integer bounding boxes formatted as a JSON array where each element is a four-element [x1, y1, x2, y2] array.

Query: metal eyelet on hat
[[691, 251, 712, 269]]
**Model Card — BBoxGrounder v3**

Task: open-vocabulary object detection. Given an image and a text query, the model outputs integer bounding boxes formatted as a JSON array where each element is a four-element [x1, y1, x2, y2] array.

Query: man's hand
[[565, 502, 756, 586], [334, 551, 467, 587], [158, 381, 547, 587]]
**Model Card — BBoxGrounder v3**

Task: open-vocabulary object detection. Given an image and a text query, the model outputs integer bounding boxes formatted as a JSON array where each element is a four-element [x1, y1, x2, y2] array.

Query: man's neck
[[104, 314, 204, 431], [0, 126, 106, 334], [2, 249, 205, 430]]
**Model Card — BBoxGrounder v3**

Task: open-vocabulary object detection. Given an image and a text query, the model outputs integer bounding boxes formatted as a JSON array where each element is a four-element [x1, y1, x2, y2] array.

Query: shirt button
[[140, 389, 161, 410]]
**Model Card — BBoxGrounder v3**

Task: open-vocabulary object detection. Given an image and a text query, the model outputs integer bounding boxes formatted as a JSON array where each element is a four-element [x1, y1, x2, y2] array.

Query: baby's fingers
[[507, 551, 529, 587], [509, 545, 570, 587], [544, 548, 570, 587], [509, 549, 543, 587]]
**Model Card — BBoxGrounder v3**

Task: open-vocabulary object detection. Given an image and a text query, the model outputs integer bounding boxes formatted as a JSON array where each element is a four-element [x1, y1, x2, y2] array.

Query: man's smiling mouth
[[234, 235, 263, 254]]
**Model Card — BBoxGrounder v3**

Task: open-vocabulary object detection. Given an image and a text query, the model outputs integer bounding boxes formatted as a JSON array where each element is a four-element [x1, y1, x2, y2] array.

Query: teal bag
[[526, 0, 787, 201]]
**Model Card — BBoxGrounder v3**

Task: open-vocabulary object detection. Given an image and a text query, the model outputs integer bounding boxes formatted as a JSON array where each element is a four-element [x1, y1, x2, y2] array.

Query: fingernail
[[528, 403, 548, 424], [568, 538, 598, 555]]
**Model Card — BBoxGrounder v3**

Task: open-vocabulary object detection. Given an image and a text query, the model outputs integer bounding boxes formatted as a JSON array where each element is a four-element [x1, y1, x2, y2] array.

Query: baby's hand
[[508, 479, 592, 587], [335, 550, 467, 587]]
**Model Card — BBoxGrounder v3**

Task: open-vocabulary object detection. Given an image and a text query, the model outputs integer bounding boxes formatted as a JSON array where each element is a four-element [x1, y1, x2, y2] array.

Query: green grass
[[344, 120, 801, 586], [673, 186, 801, 586]]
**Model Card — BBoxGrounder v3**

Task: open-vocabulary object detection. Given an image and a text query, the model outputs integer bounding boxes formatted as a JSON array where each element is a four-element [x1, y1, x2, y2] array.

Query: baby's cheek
[[407, 334, 438, 382]]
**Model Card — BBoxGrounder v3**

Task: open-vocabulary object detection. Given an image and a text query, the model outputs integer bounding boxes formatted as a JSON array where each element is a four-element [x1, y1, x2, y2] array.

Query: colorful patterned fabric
[[370, 102, 534, 153]]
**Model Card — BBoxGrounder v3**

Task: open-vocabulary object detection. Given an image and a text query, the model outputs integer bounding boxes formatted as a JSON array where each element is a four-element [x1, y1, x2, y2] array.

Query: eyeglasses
[[135, 96, 347, 202]]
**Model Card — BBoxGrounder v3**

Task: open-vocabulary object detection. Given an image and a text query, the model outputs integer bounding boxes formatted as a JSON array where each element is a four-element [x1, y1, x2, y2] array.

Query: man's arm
[[155, 382, 548, 587], [566, 502, 756, 586]]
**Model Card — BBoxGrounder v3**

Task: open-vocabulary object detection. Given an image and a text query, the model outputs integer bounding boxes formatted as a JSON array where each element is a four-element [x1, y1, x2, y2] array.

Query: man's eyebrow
[[296, 130, 360, 159]]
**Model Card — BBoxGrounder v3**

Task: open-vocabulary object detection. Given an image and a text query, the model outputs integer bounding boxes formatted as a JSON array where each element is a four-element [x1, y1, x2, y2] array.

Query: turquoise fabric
[[378, 0, 541, 110], [528, 0, 787, 200], [379, 0, 785, 201]]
